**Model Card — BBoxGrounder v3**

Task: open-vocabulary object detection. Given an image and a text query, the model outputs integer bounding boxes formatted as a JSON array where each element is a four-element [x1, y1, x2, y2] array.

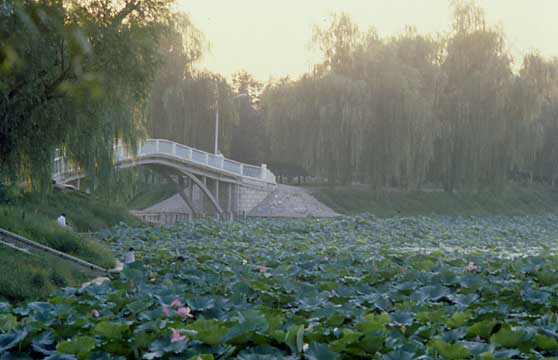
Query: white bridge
[[53, 139, 276, 219]]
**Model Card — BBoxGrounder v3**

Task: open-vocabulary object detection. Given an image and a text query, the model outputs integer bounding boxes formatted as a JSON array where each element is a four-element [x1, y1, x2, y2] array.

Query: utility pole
[[214, 92, 248, 156], [214, 95, 219, 155]]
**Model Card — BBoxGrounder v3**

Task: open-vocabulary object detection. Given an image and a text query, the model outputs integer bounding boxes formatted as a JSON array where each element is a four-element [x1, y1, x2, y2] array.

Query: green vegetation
[[2, 191, 138, 233], [146, 0, 558, 194], [0, 189, 138, 302], [314, 186, 558, 216], [0, 204, 114, 268], [3, 216, 558, 358], [262, 4, 558, 191], [1, 0, 178, 190], [0, 248, 86, 303], [127, 183, 177, 210]]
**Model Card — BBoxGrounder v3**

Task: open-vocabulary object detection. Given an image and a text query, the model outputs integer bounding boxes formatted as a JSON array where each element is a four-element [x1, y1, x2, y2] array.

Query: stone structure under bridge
[[53, 139, 276, 220]]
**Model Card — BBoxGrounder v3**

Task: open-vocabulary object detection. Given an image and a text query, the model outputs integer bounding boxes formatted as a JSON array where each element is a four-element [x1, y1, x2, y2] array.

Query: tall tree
[[0, 0, 175, 190], [230, 70, 267, 164], [435, 0, 512, 191]]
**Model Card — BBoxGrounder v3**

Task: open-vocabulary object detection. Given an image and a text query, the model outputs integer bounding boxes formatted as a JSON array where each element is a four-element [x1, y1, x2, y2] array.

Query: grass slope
[[0, 190, 136, 302], [0, 247, 87, 302], [313, 185, 558, 216], [17, 191, 139, 232], [127, 183, 176, 210]]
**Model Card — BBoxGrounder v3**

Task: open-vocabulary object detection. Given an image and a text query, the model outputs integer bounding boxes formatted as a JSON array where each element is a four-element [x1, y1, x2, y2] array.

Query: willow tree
[[351, 29, 441, 189], [312, 12, 363, 76], [435, 1, 513, 192], [229, 70, 268, 164], [1, 0, 175, 191], [147, 15, 238, 155], [261, 77, 309, 174], [507, 54, 557, 184], [263, 4, 558, 191], [307, 14, 369, 184], [530, 59, 558, 185]]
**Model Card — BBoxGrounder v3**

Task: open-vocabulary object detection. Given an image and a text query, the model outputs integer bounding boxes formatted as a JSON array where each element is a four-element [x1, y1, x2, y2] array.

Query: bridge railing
[[54, 139, 276, 184]]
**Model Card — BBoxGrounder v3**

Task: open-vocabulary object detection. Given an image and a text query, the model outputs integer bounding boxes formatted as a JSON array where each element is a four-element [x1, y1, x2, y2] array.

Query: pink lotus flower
[[162, 306, 170, 317], [171, 298, 182, 309], [91, 310, 100, 318], [259, 265, 269, 273], [177, 306, 194, 319], [170, 328, 187, 343], [466, 261, 478, 271]]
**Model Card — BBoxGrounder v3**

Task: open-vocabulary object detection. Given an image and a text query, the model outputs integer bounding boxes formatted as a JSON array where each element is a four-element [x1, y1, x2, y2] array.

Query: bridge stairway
[[0, 227, 111, 277]]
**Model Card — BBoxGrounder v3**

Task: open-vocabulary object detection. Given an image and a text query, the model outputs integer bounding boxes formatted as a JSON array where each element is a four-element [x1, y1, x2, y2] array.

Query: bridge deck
[[53, 139, 276, 185]]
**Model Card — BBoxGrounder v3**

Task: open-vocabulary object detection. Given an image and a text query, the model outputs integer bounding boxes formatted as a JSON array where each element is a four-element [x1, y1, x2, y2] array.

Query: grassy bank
[[312, 185, 558, 216], [0, 247, 88, 302], [14, 191, 139, 232], [127, 182, 176, 210], [0, 189, 137, 302]]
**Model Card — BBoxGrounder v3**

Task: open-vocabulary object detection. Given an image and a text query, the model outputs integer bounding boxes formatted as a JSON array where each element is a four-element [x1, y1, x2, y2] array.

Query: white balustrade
[[175, 144, 191, 160], [242, 164, 262, 178], [53, 138, 276, 184], [207, 154, 220, 168], [223, 159, 242, 175]]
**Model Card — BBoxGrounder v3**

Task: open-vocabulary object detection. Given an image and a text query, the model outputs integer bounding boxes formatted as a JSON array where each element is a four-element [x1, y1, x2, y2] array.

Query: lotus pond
[[3, 214, 558, 359]]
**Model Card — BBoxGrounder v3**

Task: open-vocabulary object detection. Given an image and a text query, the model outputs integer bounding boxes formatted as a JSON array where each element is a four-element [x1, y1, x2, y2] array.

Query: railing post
[[240, 164, 244, 176], [204, 153, 209, 165], [155, 139, 160, 153], [218, 154, 224, 169], [261, 164, 267, 180], [187, 147, 192, 160], [172, 143, 177, 156]]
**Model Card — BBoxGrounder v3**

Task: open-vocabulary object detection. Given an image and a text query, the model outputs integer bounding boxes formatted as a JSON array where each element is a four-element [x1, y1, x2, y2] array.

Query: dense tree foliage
[[1, 0, 174, 190], [147, 57, 268, 163], [262, 3, 558, 191], [146, 17, 239, 154], [3, 0, 558, 194]]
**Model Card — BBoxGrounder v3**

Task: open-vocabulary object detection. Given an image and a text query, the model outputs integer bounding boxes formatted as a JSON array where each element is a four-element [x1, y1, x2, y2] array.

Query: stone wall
[[237, 185, 273, 214], [188, 179, 275, 215]]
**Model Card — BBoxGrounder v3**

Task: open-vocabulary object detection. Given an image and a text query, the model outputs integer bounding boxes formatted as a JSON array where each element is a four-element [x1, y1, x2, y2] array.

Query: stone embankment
[[144, 185, 339, 218], [248, 185, 339, 218]]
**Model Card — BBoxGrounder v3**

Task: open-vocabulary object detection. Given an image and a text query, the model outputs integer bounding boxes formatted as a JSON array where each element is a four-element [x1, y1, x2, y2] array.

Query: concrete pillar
[[202, 176, 207, 214], [215, 180, 219, 209], [227, 183, 232, 213]]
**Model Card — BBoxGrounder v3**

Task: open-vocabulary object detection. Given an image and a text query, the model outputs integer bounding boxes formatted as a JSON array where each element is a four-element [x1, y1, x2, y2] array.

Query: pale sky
[[178, 0, 558, 81]]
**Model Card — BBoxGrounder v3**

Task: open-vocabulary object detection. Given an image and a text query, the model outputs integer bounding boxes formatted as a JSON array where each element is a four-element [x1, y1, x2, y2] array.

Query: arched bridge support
[[53, 138, 278, 221], [153, 166, 224, 217]]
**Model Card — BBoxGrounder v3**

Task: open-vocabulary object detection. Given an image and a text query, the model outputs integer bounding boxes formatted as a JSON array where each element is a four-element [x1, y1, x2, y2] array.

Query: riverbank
[[312, 184, 558, 216], [0, 190, 135, 302]]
